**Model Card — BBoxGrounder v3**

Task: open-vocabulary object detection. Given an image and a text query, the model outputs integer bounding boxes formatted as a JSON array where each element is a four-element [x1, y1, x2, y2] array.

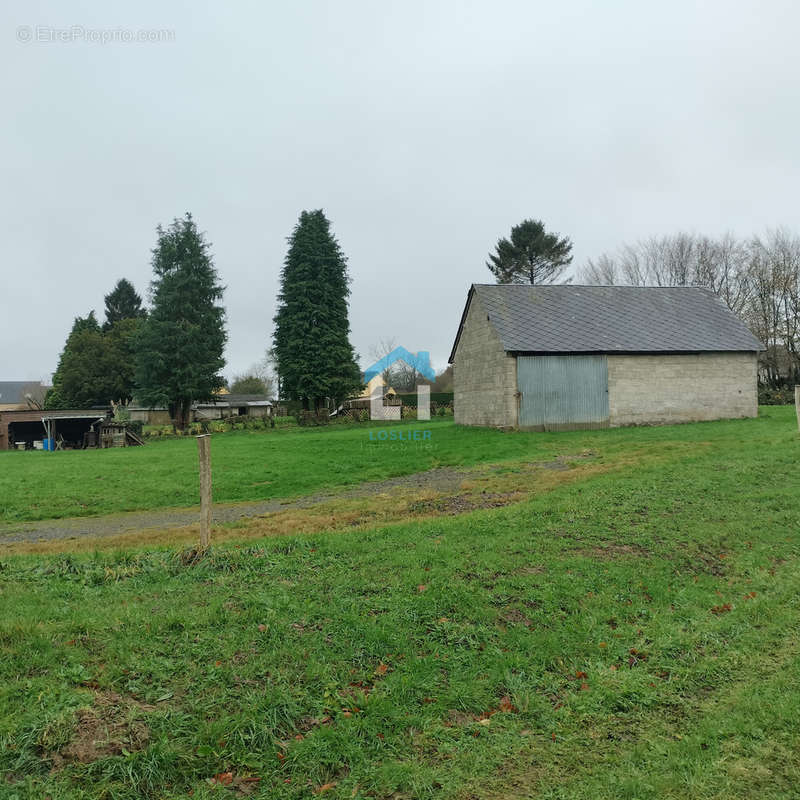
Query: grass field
[[1, 408, 799, 798], [1, 418, 549, 524]]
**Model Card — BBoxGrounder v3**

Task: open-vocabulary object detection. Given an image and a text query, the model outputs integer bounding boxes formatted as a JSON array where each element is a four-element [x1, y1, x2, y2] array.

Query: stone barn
[[449, 284, 761, 430]]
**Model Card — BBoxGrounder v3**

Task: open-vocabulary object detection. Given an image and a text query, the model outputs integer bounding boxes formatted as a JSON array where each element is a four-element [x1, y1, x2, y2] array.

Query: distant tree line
[[581, 230, 800, 388]]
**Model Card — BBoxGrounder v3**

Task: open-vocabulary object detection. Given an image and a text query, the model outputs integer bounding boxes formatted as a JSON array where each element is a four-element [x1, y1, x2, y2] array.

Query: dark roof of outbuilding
[[0, 381, 32, 404], [449, 284, 762, 361]]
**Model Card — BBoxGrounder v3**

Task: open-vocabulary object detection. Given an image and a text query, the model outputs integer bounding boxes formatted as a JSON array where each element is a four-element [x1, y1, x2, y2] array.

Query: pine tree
[[135, 214, 227, 429], [487, 219, 573, 284], [273, 210, 362, 410], [103, 278, 145, 330]]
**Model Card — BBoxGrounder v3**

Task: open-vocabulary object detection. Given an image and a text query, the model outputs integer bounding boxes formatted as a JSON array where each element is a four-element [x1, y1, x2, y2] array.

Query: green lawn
[[0, 418, 539, 524], [1, 411, 793, 526], [1, 408, 799, 798]]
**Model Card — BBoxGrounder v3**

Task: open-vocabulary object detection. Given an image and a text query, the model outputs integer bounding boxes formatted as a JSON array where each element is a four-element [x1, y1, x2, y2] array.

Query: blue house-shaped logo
[[364, 347, 435, 383]]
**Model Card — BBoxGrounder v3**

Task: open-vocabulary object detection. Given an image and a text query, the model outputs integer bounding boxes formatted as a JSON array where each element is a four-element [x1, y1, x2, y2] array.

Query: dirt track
[[0, 467, 470, 544]]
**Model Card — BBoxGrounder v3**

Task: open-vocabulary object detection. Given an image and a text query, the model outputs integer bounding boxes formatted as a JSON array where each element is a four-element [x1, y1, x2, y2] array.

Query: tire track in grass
[[0, 449, 663, 554]]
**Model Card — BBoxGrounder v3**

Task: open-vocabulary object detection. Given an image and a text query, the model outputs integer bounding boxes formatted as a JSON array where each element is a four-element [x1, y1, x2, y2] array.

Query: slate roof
[[450, 284, 762, 360], [0, 381, 33, 405]]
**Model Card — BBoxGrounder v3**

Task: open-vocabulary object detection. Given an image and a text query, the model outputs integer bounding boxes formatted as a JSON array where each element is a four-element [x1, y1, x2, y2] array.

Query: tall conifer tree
[[135, 214, 226, 428], [103, 278, 145, 330], [273, 210, 362, 410]]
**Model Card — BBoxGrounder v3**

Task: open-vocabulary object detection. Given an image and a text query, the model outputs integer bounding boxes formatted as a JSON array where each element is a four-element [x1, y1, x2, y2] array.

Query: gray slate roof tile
[[0, 381, 34, 404], [462, 284, 762, 355]]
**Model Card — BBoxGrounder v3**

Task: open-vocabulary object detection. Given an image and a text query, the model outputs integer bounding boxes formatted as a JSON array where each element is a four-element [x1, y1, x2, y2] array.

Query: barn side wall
[[453, 294, 518, 427], [607, 352, 758, 426]]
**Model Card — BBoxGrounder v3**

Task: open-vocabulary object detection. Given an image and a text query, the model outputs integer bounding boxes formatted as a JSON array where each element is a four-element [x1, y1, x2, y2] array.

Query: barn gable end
[[451, 288, 518, 428]]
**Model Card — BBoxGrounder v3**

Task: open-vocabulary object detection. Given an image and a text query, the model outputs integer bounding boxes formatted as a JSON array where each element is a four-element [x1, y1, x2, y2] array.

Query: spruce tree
[[135, 214, 227, 428], [273, 210, 362, 410], [103, 278, 145, 330]]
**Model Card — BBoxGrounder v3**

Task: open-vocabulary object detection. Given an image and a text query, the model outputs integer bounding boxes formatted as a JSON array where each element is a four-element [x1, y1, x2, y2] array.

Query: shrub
[[126, 419, 144, 436], [758, 385, 796, 405], [294, 411, 331, 427]]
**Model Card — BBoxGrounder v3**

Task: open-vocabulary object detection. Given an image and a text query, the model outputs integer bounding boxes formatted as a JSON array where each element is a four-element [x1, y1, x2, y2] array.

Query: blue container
[[42, 438, 52, 451]]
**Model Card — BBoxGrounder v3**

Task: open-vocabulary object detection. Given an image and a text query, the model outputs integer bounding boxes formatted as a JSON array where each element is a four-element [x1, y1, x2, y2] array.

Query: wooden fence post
[[197, 434, 212, 550], [795, 386, 800, 432]]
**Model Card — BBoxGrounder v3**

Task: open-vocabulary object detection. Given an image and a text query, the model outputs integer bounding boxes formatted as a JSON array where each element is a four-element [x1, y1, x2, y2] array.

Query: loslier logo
[[368, 429, 432, 441], [363, 346, 435, 421]]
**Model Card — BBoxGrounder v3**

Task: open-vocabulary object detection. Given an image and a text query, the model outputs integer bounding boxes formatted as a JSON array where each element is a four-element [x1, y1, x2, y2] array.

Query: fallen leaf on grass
[[711, 603, 732, 615], [498, 695, 518, 713], [211, 772, 233, 786], [417, 584, 427, 593], [316, 782, 338, 793], [375, 662, 389, 676], [627, 648, 648, 667]]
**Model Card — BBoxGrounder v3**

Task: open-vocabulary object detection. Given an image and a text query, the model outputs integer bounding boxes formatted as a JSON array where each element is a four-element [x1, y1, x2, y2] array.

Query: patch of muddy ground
[[0, 455, 595, 545], [46, 691, 152, 769], [574, 543, 652, 560]]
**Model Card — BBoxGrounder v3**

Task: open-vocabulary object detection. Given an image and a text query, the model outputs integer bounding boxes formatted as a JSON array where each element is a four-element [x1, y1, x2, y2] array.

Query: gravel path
[[0, 467, 468, 544]]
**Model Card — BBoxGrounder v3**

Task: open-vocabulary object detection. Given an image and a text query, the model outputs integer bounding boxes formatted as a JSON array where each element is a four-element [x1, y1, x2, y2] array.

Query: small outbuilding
[[449, 284, 761, 430], [0, 408, 107, 450]]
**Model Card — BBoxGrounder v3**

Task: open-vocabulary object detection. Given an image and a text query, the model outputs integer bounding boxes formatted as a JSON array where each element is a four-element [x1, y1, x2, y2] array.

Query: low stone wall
[[608, 352, 758, 426]]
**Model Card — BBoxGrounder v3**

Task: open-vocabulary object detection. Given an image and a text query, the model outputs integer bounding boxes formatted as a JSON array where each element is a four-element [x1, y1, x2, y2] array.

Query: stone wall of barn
[[607, 352, 758, 426], [452, 293, 518, 427]]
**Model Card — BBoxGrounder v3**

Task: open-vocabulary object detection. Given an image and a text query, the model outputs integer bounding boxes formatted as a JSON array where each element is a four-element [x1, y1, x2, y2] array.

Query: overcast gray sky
[[3, 0, 799, 382]]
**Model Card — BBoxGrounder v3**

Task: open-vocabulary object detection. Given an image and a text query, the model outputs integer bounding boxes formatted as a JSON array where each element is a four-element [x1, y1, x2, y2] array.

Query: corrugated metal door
[[517, 355, 609, 430]]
